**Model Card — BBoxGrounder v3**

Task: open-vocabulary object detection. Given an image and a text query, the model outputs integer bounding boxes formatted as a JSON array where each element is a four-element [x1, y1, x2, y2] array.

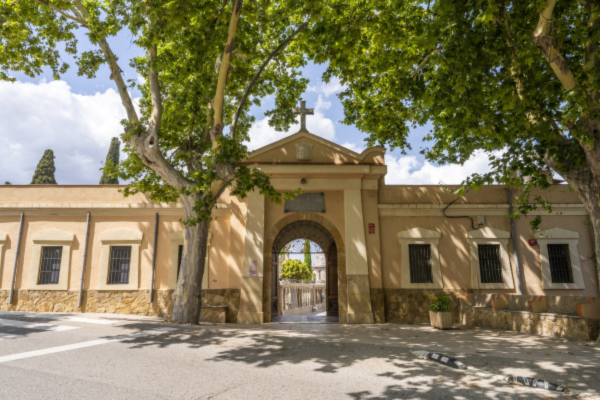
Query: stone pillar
[[237, 190, 265, 324], [344, 189, 375, 324]]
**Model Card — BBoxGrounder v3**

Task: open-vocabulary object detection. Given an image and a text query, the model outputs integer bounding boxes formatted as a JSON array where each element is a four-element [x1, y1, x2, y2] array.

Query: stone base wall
[[370, 289, 385, 323], [468, 293, 592, 316], [460, 306, 600, 341], [0, 289, 241, 322], [383, 289, 461, 324], [0, 290, 173, 317], [201, 289, 241, 323]]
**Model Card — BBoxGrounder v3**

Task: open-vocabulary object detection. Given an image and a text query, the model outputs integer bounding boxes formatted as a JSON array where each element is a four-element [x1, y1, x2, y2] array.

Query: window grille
[[409, 244, 433, 283], [38, 246, 62, 285], [548, 244, 573, 283], [108, 246, 131, 284], [478, 244, 503, 283], [177, 245, 184, 278]]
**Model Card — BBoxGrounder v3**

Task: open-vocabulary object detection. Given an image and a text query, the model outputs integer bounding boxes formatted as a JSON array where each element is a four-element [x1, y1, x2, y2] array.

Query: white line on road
[[0, 318, 79, 332], [21, 314, 119, 325], [0, 312, 121, 325], [0, 327, 177, 363]]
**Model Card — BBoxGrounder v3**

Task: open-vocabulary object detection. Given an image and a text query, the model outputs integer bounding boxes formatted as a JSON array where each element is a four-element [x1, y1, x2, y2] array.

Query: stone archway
[[263, 214, 347, 323], [271, 220, 338, 318]]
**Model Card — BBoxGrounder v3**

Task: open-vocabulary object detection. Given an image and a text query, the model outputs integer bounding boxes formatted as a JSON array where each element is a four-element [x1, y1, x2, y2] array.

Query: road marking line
[[21, 314, 119, 325], [0, 318, 78, 332], [0, 327, 177, 364]]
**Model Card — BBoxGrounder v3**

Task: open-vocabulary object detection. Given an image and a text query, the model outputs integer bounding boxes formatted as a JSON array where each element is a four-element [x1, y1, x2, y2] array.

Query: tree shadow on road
[[112, 322, 599, 399]]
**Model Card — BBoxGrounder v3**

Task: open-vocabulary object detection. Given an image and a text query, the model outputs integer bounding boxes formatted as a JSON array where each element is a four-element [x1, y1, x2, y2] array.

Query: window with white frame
[[27, 229, 74, 291], [467, 227, 514, 289], [398, 228, 443, 289], [97, 229, 142, 290], [534, 228, 584, 289]]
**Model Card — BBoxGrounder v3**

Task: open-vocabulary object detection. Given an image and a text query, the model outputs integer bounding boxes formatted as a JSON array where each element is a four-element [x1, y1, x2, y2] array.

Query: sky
[[0, 30, 494, 185]]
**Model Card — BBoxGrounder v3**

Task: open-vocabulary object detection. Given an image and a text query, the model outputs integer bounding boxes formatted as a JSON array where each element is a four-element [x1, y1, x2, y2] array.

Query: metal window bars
[[38, 246, 62, 285], [108, 246, 131, 284], [478, 244, 503, 283], [547, 244, 573, 283], [409, 244, 433, 283]]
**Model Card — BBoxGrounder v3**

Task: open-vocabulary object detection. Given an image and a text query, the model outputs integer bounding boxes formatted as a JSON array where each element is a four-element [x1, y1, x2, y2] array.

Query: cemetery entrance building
[[0, 101, 598, 334]]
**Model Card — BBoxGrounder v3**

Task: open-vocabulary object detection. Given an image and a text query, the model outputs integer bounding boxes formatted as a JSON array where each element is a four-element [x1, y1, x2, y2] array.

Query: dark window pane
[[39, 246, 62, 285], [177, 245, 184, 278], [478, 245, 503, 283], [409, 244, 433, 283], [108, 246, 131, 284], [548, 244, 573, 283]]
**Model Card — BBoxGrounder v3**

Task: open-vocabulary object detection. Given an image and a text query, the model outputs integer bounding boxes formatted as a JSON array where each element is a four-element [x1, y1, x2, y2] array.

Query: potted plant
[[428, 293, 453, 329]]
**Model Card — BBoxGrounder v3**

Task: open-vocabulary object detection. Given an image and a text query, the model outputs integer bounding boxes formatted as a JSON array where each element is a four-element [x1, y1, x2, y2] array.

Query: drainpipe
[[149, 213, 158, 303], [77, 212, 91, 309], [8, 213, 24, 305], [506, 188, 523, 295]]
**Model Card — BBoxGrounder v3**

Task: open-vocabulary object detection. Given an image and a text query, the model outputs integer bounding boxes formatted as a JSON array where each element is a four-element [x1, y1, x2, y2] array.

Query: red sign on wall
[[368, 223, 375, 235], [528, 239, 538, 246]]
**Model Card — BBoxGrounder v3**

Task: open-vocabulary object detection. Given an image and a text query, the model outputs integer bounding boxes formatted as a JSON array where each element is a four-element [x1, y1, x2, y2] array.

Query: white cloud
[[384, 150, 495, 185], [340, 142, 366, 154], [246, 95, 336, 151], [0, 80, 126, 184], [307, 76, 345, 97]]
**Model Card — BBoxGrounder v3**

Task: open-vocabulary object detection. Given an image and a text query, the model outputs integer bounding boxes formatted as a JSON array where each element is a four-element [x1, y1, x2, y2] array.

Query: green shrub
[[280, 259, 312, 281], [428, 293, 453, 312]]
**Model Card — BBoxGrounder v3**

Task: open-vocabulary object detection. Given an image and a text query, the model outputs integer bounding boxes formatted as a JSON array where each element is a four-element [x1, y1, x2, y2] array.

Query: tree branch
[[71, 0, 138, 124], [230, 21, 309, 139], [147, 43, 163, 139], [210, 0, 243, 146], [34, 0, 87, 27], [533, 0, 577, 91], [412, 46, 442, 78]]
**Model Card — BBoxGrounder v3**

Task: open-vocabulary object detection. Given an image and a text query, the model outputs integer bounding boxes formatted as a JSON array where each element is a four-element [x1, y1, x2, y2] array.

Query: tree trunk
[[562, 166, 600, 292], [171, 194, 210, 324]]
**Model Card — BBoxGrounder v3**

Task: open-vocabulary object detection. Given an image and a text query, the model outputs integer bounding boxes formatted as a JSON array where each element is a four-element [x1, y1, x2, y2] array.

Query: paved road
[[0, 311, 598, 399]]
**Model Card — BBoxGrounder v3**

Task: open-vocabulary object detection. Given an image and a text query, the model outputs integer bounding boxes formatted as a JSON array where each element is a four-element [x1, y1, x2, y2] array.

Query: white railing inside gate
[[278, 280, 326, 314]]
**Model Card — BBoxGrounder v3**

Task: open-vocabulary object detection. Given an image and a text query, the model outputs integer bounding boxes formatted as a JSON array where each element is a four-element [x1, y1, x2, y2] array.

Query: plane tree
[[0, 0, 325, 323], [307, 1, 600, 284]]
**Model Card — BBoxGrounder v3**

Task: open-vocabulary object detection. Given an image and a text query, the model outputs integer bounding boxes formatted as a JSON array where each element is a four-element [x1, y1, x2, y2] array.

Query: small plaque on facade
[[295, 143, 313, 161], [284, 193, 325, 213], [249, 260, 258, 277]]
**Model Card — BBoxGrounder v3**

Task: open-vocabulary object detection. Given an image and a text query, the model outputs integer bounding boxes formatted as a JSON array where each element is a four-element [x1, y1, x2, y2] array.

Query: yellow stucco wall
[[0, 132, 596, 319]]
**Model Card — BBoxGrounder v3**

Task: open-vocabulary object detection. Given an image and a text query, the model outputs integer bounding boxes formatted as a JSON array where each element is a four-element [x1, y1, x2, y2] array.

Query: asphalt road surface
[[0, 311, 598, 399]]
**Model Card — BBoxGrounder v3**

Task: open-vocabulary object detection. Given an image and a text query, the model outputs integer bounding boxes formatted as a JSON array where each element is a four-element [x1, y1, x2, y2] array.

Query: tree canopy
[[308, 1, 599, 219], [280, 259, 312, 281], [31, 149, 57, 184]]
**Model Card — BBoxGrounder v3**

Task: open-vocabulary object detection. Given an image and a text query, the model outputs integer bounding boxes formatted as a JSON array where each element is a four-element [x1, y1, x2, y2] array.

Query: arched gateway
[[271, 221, 339, 317]]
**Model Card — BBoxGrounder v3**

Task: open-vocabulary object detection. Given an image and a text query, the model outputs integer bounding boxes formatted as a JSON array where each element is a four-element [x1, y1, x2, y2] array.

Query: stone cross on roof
[[292, 100, 314, 132]]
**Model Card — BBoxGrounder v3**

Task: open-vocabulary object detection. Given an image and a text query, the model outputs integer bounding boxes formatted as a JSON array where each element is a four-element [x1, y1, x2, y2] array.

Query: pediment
[[246, 131, 385, 165], [32, 229, 74, 243], [534, 228, 579, 239]]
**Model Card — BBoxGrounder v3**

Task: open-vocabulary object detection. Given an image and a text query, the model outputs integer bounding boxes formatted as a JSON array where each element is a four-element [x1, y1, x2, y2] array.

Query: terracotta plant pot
[[429, 310, 453, 330]]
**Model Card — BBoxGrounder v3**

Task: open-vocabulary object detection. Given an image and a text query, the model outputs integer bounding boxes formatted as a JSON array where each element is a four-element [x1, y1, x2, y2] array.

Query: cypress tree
[[100, 137, 120, 184], [303, 239, 312, 271], [31, 149, 57, 184]]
